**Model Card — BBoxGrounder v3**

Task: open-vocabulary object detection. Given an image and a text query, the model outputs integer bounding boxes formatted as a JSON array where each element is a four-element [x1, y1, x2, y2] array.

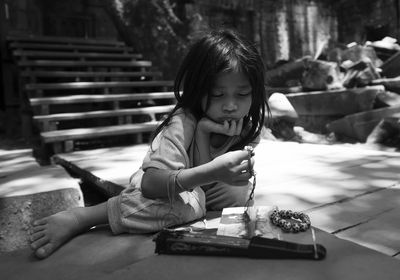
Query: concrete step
[[0, 149, 84, 252]]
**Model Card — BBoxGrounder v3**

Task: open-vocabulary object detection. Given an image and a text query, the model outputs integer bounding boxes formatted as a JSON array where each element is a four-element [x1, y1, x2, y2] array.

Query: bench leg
[[132, 133, 143, 144], [64, 140, 74, 153], [52, 142, 64, 154], [33, 143, 53, 166]]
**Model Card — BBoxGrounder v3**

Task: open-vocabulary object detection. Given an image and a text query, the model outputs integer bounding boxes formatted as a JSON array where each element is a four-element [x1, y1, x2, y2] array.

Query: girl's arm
[[193, 122, 212, 166], [141, 150, 253, 199], [194, 117, 244, 165], [142, 117, 248, 199], [141, 165, 213, 199]]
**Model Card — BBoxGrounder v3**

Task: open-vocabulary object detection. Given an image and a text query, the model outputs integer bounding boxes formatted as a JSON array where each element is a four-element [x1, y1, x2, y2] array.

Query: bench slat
[[21, 70, 162, 79], [9, 42, 134, 53], [41, 121, 159, 143], [30, 92, 176, 105], [25, 80, 174, 91], [18, 60, 152, 68], [7, 36, 126, 46], [13, 50, 143, 60], [33, 105, 174, 122]]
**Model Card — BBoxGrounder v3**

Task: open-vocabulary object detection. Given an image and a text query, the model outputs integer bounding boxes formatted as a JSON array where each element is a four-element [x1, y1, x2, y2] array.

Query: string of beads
[[270, 209, 311, 233], [243, 146, 256, 220]]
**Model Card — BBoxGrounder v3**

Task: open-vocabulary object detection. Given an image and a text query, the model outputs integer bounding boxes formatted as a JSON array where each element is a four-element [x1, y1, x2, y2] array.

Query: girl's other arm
[[194, 117, 243, 165], [141, 150, 253, 199]]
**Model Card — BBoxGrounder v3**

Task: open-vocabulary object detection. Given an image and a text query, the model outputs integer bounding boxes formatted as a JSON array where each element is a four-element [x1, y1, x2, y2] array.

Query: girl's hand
[[209, 150, 254, 186], [198, 117, 243, 136]]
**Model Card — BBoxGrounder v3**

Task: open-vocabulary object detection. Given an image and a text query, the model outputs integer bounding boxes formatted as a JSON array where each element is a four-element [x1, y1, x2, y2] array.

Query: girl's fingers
[[236, 118, 244, 135], [228, 120, 237, 135], [223, 120, 229, 131], [231, 174, 252, 186], [239, 157, 255, 169]]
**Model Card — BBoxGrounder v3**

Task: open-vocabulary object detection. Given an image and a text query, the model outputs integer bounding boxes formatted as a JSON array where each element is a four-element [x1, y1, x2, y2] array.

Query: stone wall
[[191, 0, 337, 68], [337, 0, 400, 44]]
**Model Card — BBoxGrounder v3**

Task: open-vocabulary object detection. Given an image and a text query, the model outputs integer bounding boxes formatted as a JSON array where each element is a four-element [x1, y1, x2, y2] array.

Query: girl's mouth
[[220, 118, 238, 123]]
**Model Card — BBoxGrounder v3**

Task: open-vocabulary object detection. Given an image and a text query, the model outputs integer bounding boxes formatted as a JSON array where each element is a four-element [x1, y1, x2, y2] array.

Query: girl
[[29, 29, 269, 259]]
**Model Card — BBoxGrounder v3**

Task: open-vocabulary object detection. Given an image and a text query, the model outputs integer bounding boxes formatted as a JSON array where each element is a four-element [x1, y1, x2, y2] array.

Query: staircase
[[7, 35, 175, 162]]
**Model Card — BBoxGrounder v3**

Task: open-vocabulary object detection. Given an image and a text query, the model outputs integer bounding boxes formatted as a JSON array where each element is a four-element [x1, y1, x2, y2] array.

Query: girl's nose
[[223, 101, 238, 112]]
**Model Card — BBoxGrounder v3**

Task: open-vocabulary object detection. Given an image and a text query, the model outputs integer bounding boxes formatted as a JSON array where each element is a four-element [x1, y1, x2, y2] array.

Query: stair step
[[30, 92, 175, 106], [9, 42, 134, 53], [25, 80, 174, 91], [33, 105, 174, 122], [21, 70, 162, 79], [13, 50, 143, 60], [41, 121, 159, 143], [7, 35, 126, 46], [18, 60, 152, 68]]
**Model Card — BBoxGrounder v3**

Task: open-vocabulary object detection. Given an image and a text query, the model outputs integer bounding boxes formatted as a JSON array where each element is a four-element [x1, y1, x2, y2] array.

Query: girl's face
[[202, 72, 252, 123]]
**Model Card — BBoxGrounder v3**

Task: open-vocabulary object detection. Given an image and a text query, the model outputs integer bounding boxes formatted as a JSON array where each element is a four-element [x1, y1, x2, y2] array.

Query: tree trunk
[[103, 0, 137, 49]]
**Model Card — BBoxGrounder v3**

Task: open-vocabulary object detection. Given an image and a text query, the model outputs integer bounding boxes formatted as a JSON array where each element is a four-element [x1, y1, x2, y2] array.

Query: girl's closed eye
[[211, 91, 224, 98], [238, 91, 251, 97]]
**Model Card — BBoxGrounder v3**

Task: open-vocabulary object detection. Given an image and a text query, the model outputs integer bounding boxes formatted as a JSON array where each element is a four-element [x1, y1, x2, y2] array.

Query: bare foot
[[30, 210, 83, 259]]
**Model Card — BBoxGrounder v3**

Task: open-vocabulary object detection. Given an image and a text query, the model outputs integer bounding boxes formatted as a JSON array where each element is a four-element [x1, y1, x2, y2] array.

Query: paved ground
[[1, 139, 400, 280]]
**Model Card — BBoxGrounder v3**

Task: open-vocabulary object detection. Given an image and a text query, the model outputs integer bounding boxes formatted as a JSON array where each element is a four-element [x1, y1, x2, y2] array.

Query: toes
[[33, 218, 48, 226], [30, 231, 45, 242], [31, 235, 49, 250], [35, 243, 55, 259], [30, 225, 46, 234]]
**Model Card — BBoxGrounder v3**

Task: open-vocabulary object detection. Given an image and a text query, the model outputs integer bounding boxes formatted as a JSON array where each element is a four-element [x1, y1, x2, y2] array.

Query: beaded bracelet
[[270, 209, 311, 233]]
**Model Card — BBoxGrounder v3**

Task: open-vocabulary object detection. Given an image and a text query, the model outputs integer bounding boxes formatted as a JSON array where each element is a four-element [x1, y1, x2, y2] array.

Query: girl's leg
[[107, 187, 206, 234], [30, 202, 108, 259]]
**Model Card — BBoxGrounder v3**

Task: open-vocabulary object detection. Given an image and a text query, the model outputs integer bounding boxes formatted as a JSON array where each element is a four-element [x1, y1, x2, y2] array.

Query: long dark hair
[[152, 29, 269, 150]]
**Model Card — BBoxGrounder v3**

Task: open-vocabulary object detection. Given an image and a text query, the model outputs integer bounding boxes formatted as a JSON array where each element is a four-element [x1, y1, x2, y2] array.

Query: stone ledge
[[0, 149, 84, 252]]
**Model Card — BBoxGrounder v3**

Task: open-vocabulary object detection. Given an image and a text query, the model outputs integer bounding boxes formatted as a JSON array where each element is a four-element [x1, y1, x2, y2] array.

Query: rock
[[340, 44, 383, 68], [267, 93, 299, 140], [301, 60, 343, 91], [366, 117, 400, 147], [327, 105, 400, 142], [268, 92, 298, 122], [375, 90, 400, 107], [265, 56, 312, 87]]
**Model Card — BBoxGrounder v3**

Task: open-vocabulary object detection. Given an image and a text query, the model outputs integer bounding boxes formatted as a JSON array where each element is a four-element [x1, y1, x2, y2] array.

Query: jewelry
[[166, 169, 185, 204], [270, 208, 311, 233], [243, 146, 256, 219]]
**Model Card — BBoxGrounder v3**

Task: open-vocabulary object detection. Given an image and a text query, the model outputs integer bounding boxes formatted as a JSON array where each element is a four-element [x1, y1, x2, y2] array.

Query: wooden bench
[[8, 35, 176, 160], [30, 91, 176, 154]]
